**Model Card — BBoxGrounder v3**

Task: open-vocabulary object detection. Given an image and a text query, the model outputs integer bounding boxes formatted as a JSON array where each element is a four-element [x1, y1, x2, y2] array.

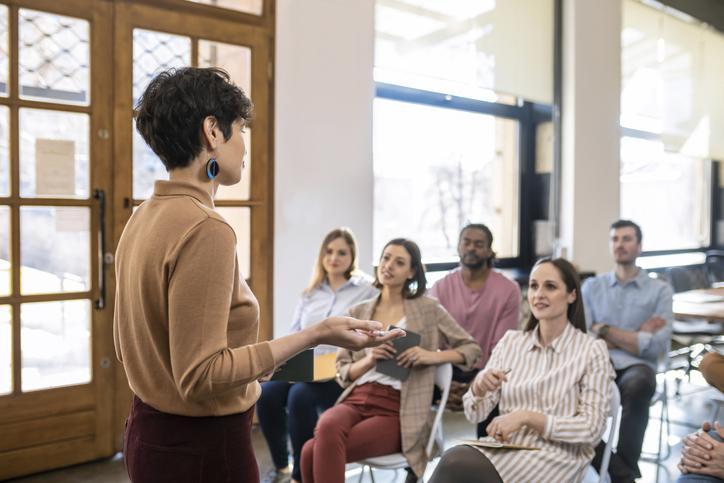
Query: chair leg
[[357, 465, 366, 483]]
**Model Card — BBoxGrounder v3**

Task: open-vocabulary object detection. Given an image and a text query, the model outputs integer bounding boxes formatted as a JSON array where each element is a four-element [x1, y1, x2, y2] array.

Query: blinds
[[374, 0, 554, 104], [622, 0, 724, 160]]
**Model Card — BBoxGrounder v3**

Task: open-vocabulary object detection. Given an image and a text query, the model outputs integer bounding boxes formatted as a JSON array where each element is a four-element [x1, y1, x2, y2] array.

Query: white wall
[[274, 0, 376, 337], [560, 0, 621, 274]]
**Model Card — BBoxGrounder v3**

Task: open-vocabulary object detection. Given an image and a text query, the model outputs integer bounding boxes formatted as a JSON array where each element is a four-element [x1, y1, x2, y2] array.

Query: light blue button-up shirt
[[581, 268, 673, 371], [289, 275, 379, 355]]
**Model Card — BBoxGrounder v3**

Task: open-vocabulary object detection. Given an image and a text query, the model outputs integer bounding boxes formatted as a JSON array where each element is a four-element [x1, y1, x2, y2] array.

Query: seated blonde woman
[[429, 257, 615, 483]]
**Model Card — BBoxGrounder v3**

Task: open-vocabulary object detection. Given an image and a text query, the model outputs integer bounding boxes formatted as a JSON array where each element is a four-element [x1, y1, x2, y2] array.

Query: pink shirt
[[429, 269, 520, 369]]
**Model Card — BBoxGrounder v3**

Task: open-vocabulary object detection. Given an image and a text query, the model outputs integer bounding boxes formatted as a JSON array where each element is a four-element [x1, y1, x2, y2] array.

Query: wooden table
[[673, 287, 724, 322]]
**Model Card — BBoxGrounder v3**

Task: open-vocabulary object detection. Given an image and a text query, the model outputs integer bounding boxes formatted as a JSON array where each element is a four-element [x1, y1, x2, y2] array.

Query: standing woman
[[428, 258, 615, 483], [113, 67, 399, 483], [301, 238, 482, 483], [257, 227, 378, 483]]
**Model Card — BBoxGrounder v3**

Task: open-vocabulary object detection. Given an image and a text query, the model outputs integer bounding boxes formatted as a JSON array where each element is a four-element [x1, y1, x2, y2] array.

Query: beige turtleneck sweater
[[113, 180, 274, 417]]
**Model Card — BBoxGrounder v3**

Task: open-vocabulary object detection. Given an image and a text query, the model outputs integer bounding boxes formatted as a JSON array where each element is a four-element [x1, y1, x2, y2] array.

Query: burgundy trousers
[[123, 396, 258, 483], [301, 383, 403, 483]]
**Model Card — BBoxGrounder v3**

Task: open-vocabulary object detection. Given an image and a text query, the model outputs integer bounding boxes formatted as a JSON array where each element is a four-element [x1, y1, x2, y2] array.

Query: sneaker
[[261, 466, 292, 483]]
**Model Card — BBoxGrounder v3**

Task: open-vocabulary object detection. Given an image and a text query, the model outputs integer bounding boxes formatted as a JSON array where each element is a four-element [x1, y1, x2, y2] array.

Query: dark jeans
[[257, 379, 343, 481], [123, 396, 257, 483], [428, 445, 503, 483], [593, 364, 656, 483]]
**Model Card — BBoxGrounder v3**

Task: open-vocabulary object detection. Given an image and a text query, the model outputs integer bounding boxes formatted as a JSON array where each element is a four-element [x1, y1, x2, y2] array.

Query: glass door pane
[[0, 206, 9, 296], [20, 206, 90, 295], [0, 5, 8, 97], [19, 9, 89, 105], [0, 105, 8, 196], [19, 108, 90, 198], [0, 305, 10, 395], [20, 300, 91, 391], [216, 207, 251, 277], [132, 29, 191, 200]]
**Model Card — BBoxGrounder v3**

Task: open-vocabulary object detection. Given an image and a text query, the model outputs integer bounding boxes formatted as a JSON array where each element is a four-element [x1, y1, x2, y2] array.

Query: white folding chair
[[583, 384, 621, 483], [355, 363, 453, 483]]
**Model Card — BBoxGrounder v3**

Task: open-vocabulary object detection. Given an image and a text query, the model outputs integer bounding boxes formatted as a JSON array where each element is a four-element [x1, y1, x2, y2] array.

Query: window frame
[[620, 126, 719, 256], [374, 82, 551, 271]]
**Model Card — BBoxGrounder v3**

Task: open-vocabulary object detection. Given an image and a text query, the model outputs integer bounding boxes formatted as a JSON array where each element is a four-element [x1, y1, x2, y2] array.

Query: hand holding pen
[[471, 367, 511, 398]]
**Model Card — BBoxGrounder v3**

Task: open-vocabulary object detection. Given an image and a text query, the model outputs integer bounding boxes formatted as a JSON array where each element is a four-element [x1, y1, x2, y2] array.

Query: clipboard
[[375, 326, 421, 381], [459, 438, 540, 451]]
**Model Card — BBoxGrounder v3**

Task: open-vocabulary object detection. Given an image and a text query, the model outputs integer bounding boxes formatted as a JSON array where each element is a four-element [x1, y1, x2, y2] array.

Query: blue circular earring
[[206, 158, 219, 180]]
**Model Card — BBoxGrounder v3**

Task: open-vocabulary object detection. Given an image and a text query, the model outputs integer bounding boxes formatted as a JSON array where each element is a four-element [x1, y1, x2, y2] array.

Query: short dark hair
[[135, 67, 253, 171], [524, 257, 586, 334], [373, 238, 427, 299], [459, 223, 496, 267], [610, 219, 642, 244]]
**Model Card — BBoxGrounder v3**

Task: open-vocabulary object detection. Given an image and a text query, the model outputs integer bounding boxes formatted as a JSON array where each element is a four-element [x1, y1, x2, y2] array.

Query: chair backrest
[[667, 266, 709, 293], [425, 363, 452, 459], [598, 384, 622, 483], [706, 250, 724, 285]]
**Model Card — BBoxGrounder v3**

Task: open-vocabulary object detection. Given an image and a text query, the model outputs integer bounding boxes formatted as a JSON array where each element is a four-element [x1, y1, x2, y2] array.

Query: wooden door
[[0, 0, 115, 479]]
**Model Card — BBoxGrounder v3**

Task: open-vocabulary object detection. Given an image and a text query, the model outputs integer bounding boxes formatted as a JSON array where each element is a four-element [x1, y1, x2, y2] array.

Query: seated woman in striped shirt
[[429, 257, 615, 483]]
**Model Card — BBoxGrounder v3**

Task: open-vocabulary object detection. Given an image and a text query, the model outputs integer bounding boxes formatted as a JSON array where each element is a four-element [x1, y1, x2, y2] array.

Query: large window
[[620, 137, 711, 251], [620, 0, 721, 251], [373, 95, 519, 263], [373, 0, 554, 267]]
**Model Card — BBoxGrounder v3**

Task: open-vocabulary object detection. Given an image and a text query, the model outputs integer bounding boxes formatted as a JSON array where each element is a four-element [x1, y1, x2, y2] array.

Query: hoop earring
[[206, 158, 219, 180]]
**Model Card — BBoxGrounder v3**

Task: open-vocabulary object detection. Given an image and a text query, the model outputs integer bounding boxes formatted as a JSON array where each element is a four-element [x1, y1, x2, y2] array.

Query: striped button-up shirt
[[462, 323, 614, 483]]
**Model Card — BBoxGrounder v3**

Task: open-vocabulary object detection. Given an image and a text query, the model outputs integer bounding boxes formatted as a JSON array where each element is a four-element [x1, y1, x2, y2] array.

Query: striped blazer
[[462, 323, 615, 483], [336, 295, 482, 478]]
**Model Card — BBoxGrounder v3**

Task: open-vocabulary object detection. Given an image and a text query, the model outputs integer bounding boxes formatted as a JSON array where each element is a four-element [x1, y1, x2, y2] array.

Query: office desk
[[673, 288, 724, 322]]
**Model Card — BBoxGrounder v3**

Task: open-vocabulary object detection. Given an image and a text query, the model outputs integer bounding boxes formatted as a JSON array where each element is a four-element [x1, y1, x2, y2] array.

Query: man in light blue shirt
[[582, 219, 673, 483]]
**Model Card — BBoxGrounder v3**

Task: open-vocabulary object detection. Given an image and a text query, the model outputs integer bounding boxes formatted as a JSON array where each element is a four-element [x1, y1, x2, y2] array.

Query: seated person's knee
[[620, 367, 656, 400], [437, 445, 481, 471]]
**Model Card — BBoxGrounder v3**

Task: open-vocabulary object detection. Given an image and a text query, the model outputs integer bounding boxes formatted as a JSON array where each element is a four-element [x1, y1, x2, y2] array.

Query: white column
[[274, 0, 376, 337], [560, 0, 621, 274]]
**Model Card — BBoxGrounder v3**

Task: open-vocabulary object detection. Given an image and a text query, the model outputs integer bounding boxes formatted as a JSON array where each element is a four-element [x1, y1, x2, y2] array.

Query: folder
[[459, 438, 540, 451], [375, 326, 421, 382], [271, 350, 337, 382]]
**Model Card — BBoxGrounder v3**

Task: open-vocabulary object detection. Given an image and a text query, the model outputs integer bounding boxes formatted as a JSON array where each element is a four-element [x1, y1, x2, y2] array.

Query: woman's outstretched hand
[[312, 316, 404, 351]]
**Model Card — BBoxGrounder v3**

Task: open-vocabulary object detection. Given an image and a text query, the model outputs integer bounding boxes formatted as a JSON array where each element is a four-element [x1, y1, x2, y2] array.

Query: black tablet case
[[376, 327, 421, 382]]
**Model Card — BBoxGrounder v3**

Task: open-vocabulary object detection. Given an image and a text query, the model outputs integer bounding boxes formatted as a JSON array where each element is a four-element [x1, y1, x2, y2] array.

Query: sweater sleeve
[[462, 331, 511, 423], [167, 219, 274, 403]]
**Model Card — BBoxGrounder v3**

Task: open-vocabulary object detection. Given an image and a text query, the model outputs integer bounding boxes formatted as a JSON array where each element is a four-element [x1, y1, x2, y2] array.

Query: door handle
[[94, 189, 106, 310]]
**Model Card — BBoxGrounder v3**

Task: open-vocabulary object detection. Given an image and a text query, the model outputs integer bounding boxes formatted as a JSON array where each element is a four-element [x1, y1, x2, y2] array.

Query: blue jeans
[[257, 380, 343, 481], [676, 431, 724, 483]]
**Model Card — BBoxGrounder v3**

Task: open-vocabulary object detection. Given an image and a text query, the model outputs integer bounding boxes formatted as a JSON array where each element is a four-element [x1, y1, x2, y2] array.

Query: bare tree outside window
[[373, 98, 519, 263]]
